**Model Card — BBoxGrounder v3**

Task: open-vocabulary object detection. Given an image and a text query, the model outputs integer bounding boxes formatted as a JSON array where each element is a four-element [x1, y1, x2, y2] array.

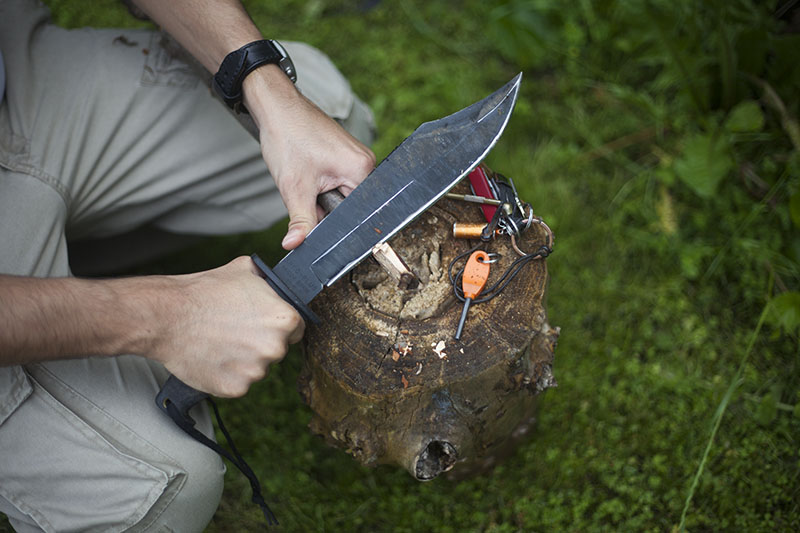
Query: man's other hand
[[242, 65, 377, 250]]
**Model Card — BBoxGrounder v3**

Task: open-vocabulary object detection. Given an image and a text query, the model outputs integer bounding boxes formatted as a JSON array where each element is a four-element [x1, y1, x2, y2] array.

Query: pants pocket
[[0, 374, 181, 533], [141, 32, 200, 89], [0, 366, 32, 427]]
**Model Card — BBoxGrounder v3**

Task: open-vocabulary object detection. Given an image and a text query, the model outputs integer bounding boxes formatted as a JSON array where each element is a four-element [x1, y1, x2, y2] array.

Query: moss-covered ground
[[3, 0, 799, 531]]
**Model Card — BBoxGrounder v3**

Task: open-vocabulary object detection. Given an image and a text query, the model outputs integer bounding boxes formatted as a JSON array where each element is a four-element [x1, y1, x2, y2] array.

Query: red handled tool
[[467, 164, 499, 223]]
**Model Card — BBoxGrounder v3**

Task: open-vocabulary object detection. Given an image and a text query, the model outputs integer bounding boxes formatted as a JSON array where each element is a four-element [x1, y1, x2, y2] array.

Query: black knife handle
[[156, 374, 208, 421], [250, 253, 320, 325], [155, 375, 280, 526]]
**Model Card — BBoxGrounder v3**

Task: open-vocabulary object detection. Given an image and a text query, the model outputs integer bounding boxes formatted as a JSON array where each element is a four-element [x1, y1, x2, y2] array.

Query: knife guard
[[251, 253, 320, 325]]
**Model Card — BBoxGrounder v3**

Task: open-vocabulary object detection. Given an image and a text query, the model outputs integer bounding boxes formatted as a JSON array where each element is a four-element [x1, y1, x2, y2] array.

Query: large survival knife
[[155, 75, 521, 514], [157, 72, 521, 406]]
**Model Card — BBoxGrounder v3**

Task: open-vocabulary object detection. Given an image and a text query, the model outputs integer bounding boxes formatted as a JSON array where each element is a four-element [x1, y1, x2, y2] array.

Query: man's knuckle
[[288, 216, 313, 229], [221, 378, 249, 398], [247, 365, 267, 382], [231, 382, 250, 397], [360, 151, 376, 170], [285, 309, 304, 330], [264, 338, 289, 361], [230, 255, 249, 267]]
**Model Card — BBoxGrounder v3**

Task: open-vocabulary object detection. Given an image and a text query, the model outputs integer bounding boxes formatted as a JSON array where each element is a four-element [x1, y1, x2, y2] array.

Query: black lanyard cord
[[164, 397, 278, 526]]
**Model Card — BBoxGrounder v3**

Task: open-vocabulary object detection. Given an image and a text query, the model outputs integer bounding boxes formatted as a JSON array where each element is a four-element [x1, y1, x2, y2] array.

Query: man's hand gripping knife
[[242, 66, 376, 249]]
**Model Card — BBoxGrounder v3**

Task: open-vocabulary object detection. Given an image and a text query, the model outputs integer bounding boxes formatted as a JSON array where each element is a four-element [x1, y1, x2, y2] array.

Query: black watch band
[[213, 39, 297, 113]]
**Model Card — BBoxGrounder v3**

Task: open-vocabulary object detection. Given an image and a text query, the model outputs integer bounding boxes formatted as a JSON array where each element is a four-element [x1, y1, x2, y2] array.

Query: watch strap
[[213, 40, 288, 112]]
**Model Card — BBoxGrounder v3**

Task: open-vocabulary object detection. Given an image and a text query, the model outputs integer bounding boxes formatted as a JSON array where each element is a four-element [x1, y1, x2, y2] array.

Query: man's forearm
[[0, 259, 304, 397], [0, 274, 165, 365], [131, 0, 263, 73]]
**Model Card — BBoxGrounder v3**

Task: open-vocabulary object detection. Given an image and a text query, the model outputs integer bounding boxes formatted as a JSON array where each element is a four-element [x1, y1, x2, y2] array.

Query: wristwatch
[[213, 39, 297, 113]]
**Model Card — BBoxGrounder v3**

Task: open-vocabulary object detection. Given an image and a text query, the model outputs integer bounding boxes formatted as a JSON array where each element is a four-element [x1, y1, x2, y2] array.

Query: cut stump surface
[[299, 185, 559, 480]]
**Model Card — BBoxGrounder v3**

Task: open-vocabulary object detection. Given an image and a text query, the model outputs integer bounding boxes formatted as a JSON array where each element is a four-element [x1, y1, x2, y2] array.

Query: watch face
[[271, 40, 297, 83]]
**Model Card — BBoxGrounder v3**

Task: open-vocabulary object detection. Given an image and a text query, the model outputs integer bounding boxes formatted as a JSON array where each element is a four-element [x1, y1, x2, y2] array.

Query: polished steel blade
[[273, 73, 522, 304]]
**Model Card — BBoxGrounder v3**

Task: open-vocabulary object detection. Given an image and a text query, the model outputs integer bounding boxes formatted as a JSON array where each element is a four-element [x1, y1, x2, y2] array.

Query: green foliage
[[767, 292, 800, 335], [673, 132, 734, 198], [725, 100, 766, 133], [4, 0, 794, 532], [791, 191, 800, 228]]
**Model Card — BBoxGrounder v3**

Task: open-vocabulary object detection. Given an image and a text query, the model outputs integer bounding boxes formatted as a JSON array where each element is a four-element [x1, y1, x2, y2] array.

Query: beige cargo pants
[[0, 1, 375, 531]]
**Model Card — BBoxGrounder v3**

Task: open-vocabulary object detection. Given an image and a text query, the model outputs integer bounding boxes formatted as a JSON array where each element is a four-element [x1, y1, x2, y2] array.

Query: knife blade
[[267, 73, 522, 314], [156, 72, 521, 410]]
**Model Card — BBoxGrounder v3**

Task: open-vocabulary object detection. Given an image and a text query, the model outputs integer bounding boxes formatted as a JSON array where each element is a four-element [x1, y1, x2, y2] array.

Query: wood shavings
[[401, 374, 409, 389], [391, 350, 401, 362], [418, 253, 430, 285], [428, 246, 441, 280], [415, 362, 423, 375], [399, 341, 413, 357], [432, 340, 447, 359]]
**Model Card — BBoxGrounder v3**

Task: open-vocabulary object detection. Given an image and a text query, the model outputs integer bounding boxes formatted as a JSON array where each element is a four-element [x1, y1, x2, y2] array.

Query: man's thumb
[[282, 214, 315, 250]]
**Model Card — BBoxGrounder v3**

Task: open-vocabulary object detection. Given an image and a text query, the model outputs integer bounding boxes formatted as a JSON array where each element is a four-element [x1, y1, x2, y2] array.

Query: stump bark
[[299, 184, 559, 480]]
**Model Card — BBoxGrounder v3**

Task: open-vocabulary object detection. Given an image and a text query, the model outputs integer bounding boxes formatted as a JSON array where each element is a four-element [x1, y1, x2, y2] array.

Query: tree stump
[[299, 183, 559, 480]]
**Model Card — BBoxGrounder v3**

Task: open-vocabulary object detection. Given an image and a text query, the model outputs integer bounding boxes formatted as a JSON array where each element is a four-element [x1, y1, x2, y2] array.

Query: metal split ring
[[520, 203, 535, 232], [499, 216, 520, 236], [477, 252, 502, 264], [510, 209, 555, 257]]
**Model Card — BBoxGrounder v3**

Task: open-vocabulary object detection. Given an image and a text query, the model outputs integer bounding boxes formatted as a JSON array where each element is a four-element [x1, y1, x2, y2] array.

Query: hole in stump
[[415, 440, 458, 481]]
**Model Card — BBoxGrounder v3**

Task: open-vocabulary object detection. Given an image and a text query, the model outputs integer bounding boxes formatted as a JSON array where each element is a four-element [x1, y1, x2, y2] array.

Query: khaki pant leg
[[0, 1, 374, 529], [0, 2, 224, 531], [0, 167, 225, 533]]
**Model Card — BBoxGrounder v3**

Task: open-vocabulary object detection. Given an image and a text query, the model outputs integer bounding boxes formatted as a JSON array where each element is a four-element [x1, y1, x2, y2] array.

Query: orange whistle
[[462, 250, 491, 299], [455, 251, 491, 340]]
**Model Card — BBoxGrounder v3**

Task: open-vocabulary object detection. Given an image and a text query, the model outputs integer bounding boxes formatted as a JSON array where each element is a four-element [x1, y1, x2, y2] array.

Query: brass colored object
[[453, 222, 488, 239]]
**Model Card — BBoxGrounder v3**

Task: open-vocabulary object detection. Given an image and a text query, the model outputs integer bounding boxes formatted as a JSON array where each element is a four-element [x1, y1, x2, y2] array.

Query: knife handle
[[156, 374, 208, 421], [155, 374, 280, 526], [318, 189, 345, 213]]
